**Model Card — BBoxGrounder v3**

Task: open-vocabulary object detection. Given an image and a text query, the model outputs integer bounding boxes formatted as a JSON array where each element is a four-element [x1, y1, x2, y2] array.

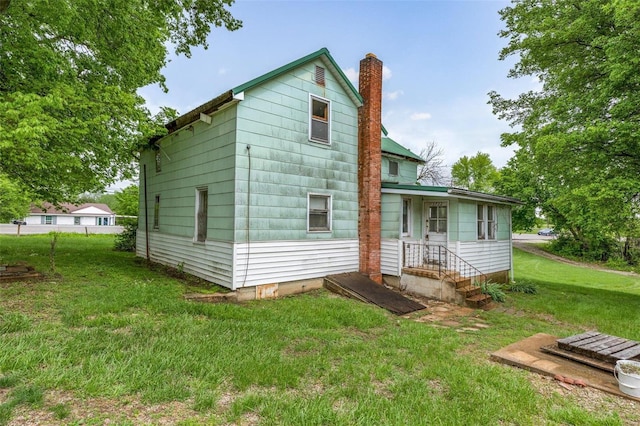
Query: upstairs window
[[155, 150, 162, 173], [309, 95, 330, 144], [389, 160, 399, 176], [308, 194, 331, 232]]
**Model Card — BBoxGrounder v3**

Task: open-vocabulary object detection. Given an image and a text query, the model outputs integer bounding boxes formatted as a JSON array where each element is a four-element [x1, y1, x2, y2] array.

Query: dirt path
[[513, 242, 639, 277]]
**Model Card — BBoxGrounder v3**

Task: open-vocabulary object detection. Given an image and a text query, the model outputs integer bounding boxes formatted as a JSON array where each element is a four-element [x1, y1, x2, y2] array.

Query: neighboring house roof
[[382, 136, 425, 163], [381, 183, 523, 205], [30, 203, 114, 215], [155, 47, 363, 143]]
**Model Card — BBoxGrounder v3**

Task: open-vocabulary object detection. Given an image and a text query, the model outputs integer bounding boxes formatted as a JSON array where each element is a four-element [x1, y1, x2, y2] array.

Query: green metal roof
[[381, 136, 424, 163], [382, 183, 448, 192], [382, 183, 523, 205], [232, 47, 363, 107]]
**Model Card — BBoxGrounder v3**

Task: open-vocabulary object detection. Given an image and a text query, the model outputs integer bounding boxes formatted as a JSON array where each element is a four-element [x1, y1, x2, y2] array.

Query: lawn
[[0, 234, 639, 425]]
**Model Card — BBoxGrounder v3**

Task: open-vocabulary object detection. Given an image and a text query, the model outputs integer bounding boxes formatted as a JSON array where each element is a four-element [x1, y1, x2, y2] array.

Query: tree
[[0, 174, 30, 223], [0, 0, 241, 204], [417, 141, 447, 185], [115, 185, 140, 217], [489, 0, 640, 261], [450, 152, 499, 193]]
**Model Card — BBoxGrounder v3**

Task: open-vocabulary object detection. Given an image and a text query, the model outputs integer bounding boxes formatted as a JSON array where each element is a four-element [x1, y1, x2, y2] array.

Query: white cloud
[[343, 67, 358, 84], [382, 65, 392, 81], [385, 90, 404, 101], [410, 112, 432, 121]]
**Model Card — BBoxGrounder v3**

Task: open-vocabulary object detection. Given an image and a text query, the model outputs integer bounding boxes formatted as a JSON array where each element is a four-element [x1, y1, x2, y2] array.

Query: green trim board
[[382, 137, 424, 162], [232, 47, 363, 107]]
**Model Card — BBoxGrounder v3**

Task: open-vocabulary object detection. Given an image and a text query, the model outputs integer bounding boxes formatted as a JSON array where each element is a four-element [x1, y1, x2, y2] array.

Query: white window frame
[[477, 204, 497, 241], [74, 216, 81, 225], [309, 94, 331, 145], [195, 187, 208, 242], [401, 198, 412, 237], [307, 193, 332, 233]]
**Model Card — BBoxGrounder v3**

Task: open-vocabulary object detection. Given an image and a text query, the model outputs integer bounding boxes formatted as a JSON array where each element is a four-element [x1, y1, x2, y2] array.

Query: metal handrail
[[402, 242, 487, 287]]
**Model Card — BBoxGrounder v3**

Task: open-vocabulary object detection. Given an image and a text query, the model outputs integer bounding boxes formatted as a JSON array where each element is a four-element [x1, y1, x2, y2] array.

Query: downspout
[[143, 164, 150, 261]]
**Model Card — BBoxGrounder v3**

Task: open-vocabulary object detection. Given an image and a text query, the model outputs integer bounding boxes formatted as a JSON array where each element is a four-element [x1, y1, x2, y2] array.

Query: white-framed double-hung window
[[477, 204, 496, 240], [309, 94, 331, 144], [308, 194, 332, 232]]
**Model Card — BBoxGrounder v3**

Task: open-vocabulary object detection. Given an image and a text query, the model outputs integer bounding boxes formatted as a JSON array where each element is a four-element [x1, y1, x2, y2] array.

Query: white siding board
[[458, 241, 511, 274], [233, 239, 358, 288], [381, 239, 401, 276]]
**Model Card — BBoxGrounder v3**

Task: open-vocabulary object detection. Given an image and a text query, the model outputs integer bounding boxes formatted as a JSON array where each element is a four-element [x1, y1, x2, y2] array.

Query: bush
[[114, 222, 137, 252], [481, 281, 506, 303], [506, 280, 538, 294]]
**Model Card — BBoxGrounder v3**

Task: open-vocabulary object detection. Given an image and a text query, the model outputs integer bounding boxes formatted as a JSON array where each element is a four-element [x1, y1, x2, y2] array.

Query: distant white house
[[23, 203, 116, 226]]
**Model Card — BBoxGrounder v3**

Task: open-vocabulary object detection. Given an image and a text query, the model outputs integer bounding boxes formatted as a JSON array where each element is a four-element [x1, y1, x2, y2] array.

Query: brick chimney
[[358, 53, 383, 284]]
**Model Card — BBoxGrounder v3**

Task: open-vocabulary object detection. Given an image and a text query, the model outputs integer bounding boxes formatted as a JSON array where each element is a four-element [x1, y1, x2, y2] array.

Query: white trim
[[308, 93, 331, 145], [307, 193, 332, 233], [381, 187, 517, 205]]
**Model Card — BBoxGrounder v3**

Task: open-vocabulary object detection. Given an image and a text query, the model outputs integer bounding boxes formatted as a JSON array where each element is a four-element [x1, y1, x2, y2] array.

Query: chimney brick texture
[[358, 54, 383, 284]]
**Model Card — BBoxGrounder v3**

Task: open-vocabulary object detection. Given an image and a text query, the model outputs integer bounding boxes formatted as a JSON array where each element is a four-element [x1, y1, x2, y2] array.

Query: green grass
[[0, 235, 638, 424]]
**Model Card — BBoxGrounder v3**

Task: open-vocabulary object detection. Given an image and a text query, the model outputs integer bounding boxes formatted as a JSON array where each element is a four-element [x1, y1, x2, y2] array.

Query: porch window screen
[[428, 205, 447, 233]]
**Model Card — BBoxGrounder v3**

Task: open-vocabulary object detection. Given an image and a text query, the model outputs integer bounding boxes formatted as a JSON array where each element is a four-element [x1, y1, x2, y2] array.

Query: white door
[[424, 201, 448, 247]]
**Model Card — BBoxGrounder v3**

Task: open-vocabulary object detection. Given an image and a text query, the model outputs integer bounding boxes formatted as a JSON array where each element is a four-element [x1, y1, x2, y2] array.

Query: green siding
[[139, 106, 238, 241], [234, 58, 359, 242], [382, 155, 419, 185], [381, 193, 401, 239]]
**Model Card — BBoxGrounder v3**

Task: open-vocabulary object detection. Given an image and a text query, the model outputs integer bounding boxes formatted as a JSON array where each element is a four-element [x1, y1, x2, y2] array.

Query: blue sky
[[138, 0, 533, 176]]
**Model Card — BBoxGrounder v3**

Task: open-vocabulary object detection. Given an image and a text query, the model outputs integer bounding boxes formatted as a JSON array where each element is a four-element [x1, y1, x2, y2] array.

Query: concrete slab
[[491, 333, 640, 402]]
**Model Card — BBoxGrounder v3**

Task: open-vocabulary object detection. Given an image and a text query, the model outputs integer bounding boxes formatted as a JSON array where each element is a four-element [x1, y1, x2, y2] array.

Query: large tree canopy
[[450, 152, 499, 193], [490, 0, 640, 259], [0, 0, 241, 204]]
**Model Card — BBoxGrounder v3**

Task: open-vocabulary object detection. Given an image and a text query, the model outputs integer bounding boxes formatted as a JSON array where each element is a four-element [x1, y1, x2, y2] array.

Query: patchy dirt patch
[[528, 373, 640, 425]]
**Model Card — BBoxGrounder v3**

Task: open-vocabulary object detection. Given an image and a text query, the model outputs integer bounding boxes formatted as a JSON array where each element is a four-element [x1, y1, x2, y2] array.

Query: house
[[24, 203, 116, 226], [137, 48, 519, 303]]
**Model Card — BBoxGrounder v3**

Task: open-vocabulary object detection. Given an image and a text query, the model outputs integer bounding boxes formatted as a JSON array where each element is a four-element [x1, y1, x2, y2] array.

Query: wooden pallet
[[541, 331, 640, 372]]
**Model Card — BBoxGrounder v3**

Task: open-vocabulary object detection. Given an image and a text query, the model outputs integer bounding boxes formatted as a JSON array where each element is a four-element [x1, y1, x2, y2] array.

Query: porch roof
[[381, 183, 523, 205]]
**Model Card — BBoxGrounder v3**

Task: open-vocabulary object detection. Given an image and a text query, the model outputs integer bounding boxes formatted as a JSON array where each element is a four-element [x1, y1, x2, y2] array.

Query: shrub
[[506, 280, 538, 294], [114, 222, 137, 252], [481, 281, 506, 303]]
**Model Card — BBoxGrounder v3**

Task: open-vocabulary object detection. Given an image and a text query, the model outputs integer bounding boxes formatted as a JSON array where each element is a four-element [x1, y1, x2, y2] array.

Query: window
[[153, 195, 160, 230], [155, 150, 161, 173], [477, 204, 496, 240], [42, 215, 56, 225], [389, 160, 399, 177], [308, 194, 331, 232], [309, 95, 330, 144], [428, 204, 447, 233], [402, 198, 412, 236], [487, 206, 496, 240], [195, 188, 208, 242], [74, 217, 81, 225], [315, 65, 325, 86], [97, 217, 109, 226]]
